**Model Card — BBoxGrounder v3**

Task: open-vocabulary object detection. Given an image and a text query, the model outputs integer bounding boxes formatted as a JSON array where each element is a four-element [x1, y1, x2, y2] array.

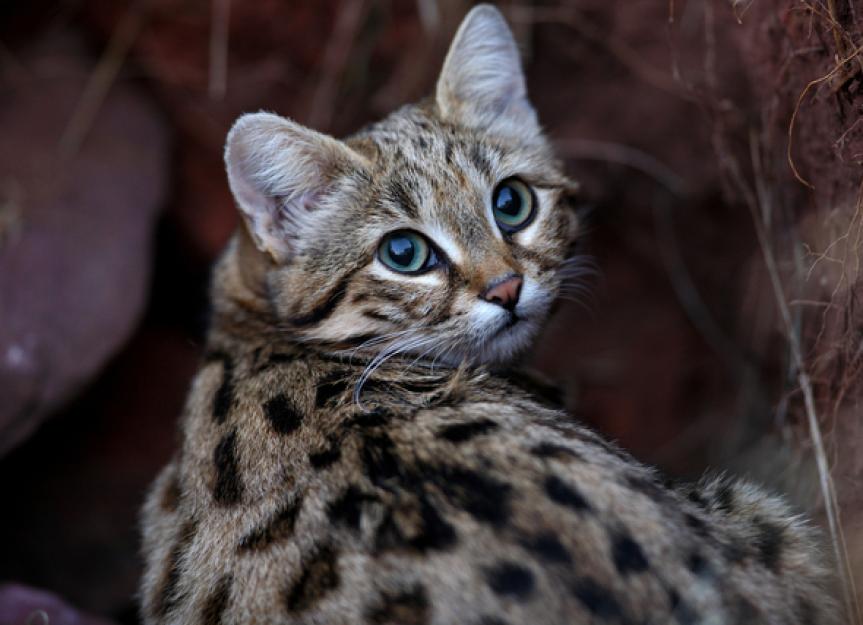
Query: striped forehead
[[372, 133, 504, 250]]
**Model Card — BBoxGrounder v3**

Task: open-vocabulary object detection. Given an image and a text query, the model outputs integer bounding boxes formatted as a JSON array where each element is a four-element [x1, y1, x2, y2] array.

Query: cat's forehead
[[348, 105, 557, 233]]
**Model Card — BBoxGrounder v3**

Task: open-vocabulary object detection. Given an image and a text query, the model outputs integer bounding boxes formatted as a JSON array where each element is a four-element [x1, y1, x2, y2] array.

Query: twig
[[208, 0, 231, 100], [555, 138, 689, 196], [58, 2, 145, 157], [307, 0, 368, 130], [787, 42, 863, 188]]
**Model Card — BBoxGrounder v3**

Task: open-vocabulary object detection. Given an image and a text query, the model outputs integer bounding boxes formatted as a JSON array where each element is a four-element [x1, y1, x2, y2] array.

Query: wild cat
[[139, 5, 837, 624]]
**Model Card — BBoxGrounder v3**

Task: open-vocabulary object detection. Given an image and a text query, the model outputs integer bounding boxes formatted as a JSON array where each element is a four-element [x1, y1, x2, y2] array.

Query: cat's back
[[140, 346, 834, 625]]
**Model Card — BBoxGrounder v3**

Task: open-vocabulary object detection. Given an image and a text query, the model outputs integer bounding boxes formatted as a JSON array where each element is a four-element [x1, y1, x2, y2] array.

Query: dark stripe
[[285, 545, 340, 613], [470, 144, 493, 178], [200, 574, 232, 625], [238, 494, 303, 551], [315, 373, 350, 408], [386, 179, 418, 218], [309, 440, 342, 468], [213, 430, 243, 505], [436, 419, 498, 443], [367, 585, 429, 625], [362, 309, 397, 323], [289, 273, 353, 326], [154, 519, 197, 618], [212, 356, 233, 423]]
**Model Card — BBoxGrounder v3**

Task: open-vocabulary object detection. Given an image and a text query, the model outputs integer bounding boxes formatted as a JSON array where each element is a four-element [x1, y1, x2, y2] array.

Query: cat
[[139, 5, 838, 624]]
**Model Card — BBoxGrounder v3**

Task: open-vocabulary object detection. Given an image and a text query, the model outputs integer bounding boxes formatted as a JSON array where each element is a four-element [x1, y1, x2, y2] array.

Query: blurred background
[[0, 0, 861, 623]]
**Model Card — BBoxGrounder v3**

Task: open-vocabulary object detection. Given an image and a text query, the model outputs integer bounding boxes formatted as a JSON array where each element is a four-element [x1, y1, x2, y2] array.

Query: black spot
[[571, 578, 622, 619], [315, 373, 350, 408], [519, 532, 571, 564], [544, 475, 591, 513], [309, 440, 342, 468], [530, 442, 582, 462], [436, 419, 498, 443], [361, 433, 402, 486], [238, 495, 303, 551], [686, 551, 710, 577], [264, 394, 303, 435], [213, 430, 243, 505], [753, 518, 784, 572], [328, 485, 376, 530], [212, 357, 233, 423], [611, 533, 649, 575], [485, 561, 534, 600], [285, 545, 340, 613], [375, 494, 457, 553], [667, 588, 700, 625], [200, 574, 232, 625], [428, 464, 511, 528], [367, 585, 429, 625], [153, 519, 196, 618]]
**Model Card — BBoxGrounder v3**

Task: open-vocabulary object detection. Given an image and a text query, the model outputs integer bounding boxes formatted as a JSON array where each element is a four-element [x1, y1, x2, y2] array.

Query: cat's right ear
[[224, 112, 367, 263]]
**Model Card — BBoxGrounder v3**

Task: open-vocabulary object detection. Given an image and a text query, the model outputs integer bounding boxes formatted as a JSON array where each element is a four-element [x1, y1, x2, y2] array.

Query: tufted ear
[[436, 4, 539, 142], [224, 112, 367, 263]]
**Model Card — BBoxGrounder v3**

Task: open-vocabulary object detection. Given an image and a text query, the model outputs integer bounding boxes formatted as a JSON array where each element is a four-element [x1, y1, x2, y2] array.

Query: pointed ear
[[436, 5, 539, 141], [224, 112, 367, 263]]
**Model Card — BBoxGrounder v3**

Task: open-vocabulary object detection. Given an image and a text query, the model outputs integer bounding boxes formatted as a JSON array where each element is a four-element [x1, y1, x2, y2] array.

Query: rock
[[0, 584, 117, 625], [0, 31, 169, 456]]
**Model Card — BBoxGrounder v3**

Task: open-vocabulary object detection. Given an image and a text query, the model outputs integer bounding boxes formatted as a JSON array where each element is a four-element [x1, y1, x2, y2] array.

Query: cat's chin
[[419, 315, 540, 369]]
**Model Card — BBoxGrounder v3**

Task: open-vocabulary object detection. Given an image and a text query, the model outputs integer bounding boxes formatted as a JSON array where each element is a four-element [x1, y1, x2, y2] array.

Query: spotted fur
[[140, 5, 838, 625]]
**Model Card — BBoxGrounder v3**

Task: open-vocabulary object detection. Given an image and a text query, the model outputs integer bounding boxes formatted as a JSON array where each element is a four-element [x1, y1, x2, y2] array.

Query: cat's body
[[140, 6, 837, 624]]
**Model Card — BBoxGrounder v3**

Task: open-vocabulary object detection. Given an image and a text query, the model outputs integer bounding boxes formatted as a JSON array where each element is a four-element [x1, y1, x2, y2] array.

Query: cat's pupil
[[496, 185, 521, 216], [388, 236, 416, 266]]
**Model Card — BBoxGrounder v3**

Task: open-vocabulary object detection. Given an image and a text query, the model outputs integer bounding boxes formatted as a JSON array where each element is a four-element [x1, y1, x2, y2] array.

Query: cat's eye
[[378, 230, 439, 274], [492, 178, 534, 233]]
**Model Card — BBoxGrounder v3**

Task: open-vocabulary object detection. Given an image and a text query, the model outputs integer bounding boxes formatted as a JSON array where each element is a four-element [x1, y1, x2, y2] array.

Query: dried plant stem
[[307, 0, 367, 130], [208, 0, 231, 100], [748, 134, 861, 625], [59, 2, 144, 157], [787, 42, 863, 188]]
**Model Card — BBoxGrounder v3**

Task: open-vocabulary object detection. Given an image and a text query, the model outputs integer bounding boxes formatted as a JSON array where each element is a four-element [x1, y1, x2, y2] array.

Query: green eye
[[492, 178, 534, 233], [378, 230, 438, 274]]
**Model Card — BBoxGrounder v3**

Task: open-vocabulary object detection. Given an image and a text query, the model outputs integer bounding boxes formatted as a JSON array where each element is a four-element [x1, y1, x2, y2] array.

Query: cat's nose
[[480, 274, 523, 311]]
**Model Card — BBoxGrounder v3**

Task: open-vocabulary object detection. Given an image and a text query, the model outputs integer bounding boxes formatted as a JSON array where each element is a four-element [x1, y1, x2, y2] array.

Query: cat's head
[[222, 4, 583, 366]]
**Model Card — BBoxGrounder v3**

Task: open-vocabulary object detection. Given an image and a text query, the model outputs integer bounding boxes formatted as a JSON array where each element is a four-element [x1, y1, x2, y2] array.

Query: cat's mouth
[[491, 313, 522, 338]]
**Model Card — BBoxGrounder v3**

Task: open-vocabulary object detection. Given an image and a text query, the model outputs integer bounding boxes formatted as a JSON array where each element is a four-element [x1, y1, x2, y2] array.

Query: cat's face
[[224, 5, 581, 367]]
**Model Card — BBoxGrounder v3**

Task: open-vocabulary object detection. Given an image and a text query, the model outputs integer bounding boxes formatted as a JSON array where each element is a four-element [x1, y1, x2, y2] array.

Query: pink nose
[[481, 274, 523, 311]]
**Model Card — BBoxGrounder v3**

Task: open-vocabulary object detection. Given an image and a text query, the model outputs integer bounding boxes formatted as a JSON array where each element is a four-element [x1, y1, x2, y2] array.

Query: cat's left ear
[[436, 4, 539, 142]]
